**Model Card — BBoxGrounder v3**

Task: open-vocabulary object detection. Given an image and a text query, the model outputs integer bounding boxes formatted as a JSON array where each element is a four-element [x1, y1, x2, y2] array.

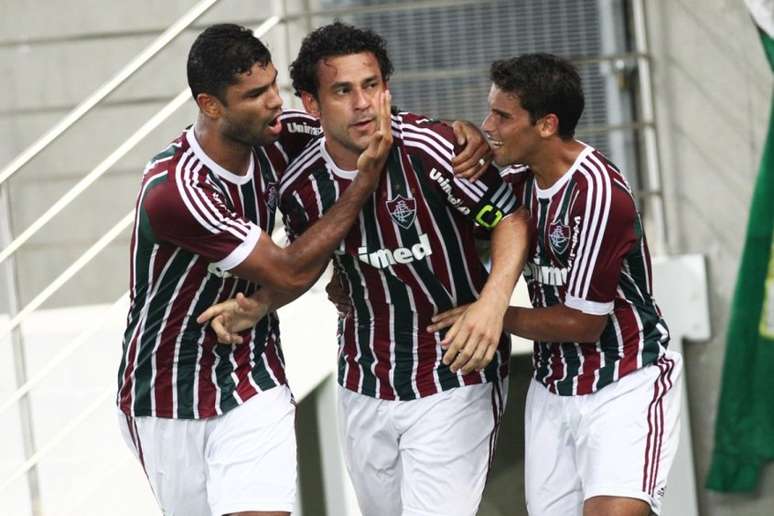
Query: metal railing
[[0, 9, 281, 509]]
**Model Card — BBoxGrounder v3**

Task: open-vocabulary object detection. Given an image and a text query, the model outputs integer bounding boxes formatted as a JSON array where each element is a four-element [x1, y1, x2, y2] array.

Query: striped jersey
[[279, 111, 518, 400], [503, 144, 670, 396], [117, 110, 320, 419]]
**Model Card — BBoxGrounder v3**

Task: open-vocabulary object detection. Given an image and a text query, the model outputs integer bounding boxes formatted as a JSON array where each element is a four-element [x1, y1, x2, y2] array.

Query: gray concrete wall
[[647, 1, 774, 515], [0, 0, 297, 312]]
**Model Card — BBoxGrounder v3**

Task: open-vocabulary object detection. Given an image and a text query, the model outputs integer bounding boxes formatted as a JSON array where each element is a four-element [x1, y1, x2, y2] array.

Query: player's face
[[304, 52, 386, 162], [220, 62, 284, 146], [482, 84, 540, 167]]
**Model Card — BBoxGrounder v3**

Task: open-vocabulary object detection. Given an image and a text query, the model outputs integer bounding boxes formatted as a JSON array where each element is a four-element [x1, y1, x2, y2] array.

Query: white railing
[[0, 0, 219, 188], [0, 12, 281, 508]]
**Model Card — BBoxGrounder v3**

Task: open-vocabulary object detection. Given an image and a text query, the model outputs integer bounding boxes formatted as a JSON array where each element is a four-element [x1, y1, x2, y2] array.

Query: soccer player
[[115, 24, 394, 516], [430, 54, 682, 516], [200, 22, 530, 516]]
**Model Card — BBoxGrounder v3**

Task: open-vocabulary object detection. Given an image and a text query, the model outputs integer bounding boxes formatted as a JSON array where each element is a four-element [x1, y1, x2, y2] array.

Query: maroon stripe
[[232, 333, 259, 400], [615, 302, 641, 379], [649, 357, 675, 494], [263, 330, 288, 386], [642, 359, 663, 492], [196, 341, 218, 418]]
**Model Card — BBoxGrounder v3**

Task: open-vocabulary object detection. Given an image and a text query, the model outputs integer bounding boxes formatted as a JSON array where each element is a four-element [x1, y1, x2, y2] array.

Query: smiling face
[[217, 61, 284, 147], [481, 84, 542, 168], [302, 52, 386, 168]]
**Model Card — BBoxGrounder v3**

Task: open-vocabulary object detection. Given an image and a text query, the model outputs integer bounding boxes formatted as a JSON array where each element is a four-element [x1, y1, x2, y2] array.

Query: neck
[[193, 116, 252, 176], [528, 138, 585, 190], [324, 138, 360, 171]]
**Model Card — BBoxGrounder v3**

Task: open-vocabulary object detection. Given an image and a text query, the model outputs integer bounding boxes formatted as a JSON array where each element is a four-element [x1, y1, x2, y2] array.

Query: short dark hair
[[490, 53, 584, 139], [187, 24, 272, 103], [290, 21, 393, 98]]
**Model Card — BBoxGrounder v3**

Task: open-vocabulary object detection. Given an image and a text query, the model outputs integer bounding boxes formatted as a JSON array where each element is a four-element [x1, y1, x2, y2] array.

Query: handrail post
[[0, 184, 42, 515]]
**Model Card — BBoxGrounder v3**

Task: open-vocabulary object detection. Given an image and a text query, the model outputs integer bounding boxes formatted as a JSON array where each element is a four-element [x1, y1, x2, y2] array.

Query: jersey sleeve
[[276, 109, 323, 164], [143, 174, 261, 272], [398, 114, 519, 230], [563, 173, 638, 315]]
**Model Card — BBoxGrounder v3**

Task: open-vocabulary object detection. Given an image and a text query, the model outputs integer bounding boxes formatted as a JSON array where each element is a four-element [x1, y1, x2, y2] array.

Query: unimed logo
[[357, 234, 432, 269]]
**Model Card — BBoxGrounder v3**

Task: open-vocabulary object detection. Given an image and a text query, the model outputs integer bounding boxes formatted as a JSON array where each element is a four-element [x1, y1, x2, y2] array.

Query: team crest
[[266, 182, 278, 211], [386, 195, 416, 229], [548, 221, 571, 256]]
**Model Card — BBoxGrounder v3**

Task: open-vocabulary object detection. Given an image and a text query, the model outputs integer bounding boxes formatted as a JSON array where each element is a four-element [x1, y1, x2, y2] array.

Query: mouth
[[350, 118, 375, 131], [266, 113, 282, 135], [487, 136, 504, 149]]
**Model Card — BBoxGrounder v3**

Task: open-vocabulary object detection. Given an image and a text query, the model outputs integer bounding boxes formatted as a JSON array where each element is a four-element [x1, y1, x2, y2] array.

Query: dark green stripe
[[382, 272, 416, 400], [118, 174, 166, 389], [173, 275, 235, 418], [555, 343, 582, 395], [132, 250, 197, 414], [339, 255, 378, 397]]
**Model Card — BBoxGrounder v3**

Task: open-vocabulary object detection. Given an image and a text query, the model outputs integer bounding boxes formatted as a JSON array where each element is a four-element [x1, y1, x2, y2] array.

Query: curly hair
[[187, 24, 272, 104], [290, 21, 393, 98], [490, 54, 584, 139]]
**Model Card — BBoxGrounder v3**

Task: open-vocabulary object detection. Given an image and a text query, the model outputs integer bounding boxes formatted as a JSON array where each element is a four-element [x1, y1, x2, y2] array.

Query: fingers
[[453, 147, 493, 180], [427, 305, 467, 333], [211, 315, 243, 345], [451, 120, 467, 146], [196, 301, 233, 324]]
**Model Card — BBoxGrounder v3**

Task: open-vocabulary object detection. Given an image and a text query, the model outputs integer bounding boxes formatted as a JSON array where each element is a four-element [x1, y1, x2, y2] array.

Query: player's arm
[[432, 175, 637, 345], [439, 207, 531, 374], [230, 90, 392, 295], [449, 120, 492, 177]]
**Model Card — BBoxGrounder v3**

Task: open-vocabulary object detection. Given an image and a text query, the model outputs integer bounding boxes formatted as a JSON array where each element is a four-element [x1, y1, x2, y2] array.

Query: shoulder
[[501, 164, 531, 185], [279, 109, 322, 136], [570, 147, 636, 218], [279, 138, 326, 197], [392, 111, 457, 166]]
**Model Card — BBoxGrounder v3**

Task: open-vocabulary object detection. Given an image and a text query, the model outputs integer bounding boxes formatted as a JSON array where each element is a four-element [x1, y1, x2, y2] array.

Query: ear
[[538, 113, 560, 138], [196, 93, 223, 120], [301, 91, 321, 118]]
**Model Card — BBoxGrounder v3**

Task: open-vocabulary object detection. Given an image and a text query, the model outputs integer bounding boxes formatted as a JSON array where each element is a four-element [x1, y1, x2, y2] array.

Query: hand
[[356, 90, 393, 189], [326, 269, 352, 316], [429, 299, 506, 375], [196, 292, 269, 345], [451, 120, 493, 181]]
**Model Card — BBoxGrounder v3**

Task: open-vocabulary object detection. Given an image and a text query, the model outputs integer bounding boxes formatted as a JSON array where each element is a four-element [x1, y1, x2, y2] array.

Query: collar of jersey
[[535, 143, 593, 199], [320, 138, 357, 180], [185, 127, 254, 185]]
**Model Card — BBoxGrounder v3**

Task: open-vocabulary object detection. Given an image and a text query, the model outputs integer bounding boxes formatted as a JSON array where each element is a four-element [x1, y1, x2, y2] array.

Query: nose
[[267, 84, 283, 110], [352, 87, 370, 111], [481, 113, 494, 133]]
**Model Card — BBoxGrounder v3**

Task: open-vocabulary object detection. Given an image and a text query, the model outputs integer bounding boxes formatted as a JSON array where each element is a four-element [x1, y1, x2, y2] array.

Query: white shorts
[[118, 385, 297, 516], [524, 351, 682, 516], [337, 380, 507, 516]]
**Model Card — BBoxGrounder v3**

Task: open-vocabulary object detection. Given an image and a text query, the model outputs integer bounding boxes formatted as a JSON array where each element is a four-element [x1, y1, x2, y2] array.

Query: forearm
[[279, 178, 373, 291], [252, 281, 310, 313], [479, 210, 529, 307], [503, 304, 606, 343]]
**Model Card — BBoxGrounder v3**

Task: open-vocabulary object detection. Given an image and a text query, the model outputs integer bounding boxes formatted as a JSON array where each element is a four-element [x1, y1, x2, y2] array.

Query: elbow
[[577, 318, 607, 343]]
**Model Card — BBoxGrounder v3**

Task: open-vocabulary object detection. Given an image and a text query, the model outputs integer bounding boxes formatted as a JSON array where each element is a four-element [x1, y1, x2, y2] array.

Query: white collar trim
[[535, 143, 593, 199], [185, 128, 254, 185]]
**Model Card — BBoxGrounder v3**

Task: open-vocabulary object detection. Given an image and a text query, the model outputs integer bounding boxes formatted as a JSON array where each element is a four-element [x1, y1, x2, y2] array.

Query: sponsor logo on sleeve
[[286, 121, 322, 136], [429, 168, 470, 215]]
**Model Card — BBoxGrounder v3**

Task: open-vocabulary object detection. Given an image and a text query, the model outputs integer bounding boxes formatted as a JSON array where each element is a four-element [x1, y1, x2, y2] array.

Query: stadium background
[[0, 0, 771, 514]]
